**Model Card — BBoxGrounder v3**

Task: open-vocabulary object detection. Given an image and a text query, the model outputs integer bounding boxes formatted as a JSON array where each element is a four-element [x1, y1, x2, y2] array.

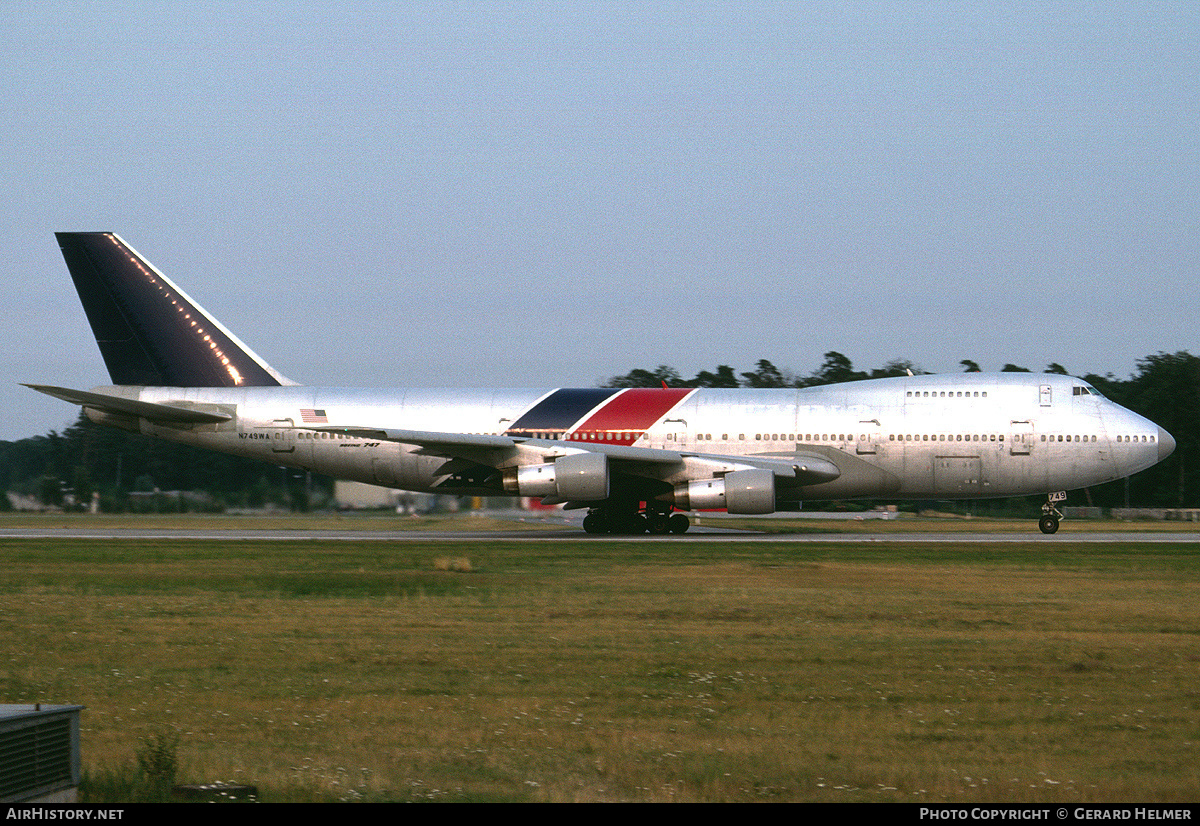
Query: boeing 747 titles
[[29, 233, 1175, 534]]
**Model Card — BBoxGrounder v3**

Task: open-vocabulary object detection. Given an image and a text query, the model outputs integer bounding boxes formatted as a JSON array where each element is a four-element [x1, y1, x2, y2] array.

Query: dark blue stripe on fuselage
[[503, 388, 619, 436]]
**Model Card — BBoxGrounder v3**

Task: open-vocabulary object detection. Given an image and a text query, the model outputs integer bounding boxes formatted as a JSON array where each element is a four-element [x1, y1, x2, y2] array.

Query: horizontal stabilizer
[[23, 384, 232, 424]]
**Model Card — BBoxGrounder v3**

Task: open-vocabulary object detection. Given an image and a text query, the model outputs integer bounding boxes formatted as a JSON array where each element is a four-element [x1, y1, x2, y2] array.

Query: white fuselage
[[97, 373, 1169, 503]]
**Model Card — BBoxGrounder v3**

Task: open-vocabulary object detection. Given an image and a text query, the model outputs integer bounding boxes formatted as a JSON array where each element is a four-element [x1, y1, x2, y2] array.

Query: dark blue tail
[[56, 233, 291, 387]]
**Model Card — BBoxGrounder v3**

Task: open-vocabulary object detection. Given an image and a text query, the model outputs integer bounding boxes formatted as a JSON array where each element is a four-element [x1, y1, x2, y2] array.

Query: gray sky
[[3, 1, 1196, 441]]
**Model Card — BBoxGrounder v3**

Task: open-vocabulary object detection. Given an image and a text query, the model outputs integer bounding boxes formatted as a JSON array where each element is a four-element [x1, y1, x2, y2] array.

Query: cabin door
[[271, 418, 296, 454], [856, 419, 881, 455], [1010, 421, 1034, 455]]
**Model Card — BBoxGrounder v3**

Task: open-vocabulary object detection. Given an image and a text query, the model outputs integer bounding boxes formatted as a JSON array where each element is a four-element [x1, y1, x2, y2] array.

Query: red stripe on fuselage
[[572, 388, 694, 446]]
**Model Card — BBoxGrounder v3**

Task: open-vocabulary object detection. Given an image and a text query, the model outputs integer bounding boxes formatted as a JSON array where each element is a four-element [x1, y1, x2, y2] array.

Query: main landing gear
[[582, 503, 690, 535], [1039, 491, 1067, 534]]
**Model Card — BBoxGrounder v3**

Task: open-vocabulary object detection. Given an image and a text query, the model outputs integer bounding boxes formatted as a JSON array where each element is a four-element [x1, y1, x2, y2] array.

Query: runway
[[3, 526, 1200, 543]]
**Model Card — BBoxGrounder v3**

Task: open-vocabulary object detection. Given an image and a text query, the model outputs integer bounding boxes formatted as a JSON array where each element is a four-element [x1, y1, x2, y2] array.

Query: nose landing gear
[[1039, 491, 1066, 534]]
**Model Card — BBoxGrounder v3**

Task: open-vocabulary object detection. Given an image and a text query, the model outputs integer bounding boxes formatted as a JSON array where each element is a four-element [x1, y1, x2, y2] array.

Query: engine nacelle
[[503, 452, 610, 501], [673, 468, 777, 514]]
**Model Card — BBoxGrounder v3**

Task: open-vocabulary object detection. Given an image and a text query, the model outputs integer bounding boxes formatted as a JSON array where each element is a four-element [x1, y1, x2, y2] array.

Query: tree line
[[0, 416, 330, 513], [0, 350, 1194, 511], [601, 352, 1080, 389]]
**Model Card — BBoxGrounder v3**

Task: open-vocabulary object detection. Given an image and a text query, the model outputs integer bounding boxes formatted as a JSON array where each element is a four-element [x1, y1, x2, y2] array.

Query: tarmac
[[2, 525, 1198, 543]]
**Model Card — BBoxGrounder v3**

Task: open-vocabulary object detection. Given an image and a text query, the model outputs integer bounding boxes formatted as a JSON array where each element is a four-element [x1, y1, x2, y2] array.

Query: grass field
[[1, 519, 1197, 802]]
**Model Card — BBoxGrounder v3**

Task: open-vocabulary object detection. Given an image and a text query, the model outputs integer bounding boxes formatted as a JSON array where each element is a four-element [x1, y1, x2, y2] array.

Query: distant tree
[[601, 365, 683, 388], [1001, 364, 1032, 372], [38, 475, 63, 508], [808, 351, 865, 386], [687, 365, 741, 388], [1045, 363, 1070, 375], [0, 413, 333, 513], [960, 359, 981, 373], [71, 466, 92, 511], [870, 359, 923, 379], [740, 359, 791, 388]]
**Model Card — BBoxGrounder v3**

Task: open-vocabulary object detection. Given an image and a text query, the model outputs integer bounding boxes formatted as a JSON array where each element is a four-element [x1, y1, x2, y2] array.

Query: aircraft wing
[[23, 384, 232, 424], [310, 425, 841, 496]]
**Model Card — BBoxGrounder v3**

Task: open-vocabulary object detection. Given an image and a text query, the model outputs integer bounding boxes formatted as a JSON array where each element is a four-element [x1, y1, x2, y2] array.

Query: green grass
[[1, 531, 1198, 802]]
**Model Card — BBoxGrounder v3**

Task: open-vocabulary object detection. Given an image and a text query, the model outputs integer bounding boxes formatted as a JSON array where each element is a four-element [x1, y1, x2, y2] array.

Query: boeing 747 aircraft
[[29, 233, 1175, 534]]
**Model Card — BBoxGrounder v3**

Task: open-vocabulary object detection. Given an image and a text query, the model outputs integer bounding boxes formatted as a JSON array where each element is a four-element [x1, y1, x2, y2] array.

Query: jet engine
[[502, 452, 610, 501], [671, 468, 776, 514]]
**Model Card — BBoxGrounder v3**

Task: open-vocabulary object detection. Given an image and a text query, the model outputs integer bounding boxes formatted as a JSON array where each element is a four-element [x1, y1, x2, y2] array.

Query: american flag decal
[[300, 409, 328, 423]]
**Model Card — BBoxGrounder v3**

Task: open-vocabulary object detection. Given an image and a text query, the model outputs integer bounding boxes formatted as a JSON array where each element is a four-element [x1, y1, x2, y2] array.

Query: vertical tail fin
[[55, 233, 294, 387]]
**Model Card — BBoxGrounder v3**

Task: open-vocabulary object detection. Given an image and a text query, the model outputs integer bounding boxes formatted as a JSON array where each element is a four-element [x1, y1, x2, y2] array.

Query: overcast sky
[[2, 2, 1196, 441]]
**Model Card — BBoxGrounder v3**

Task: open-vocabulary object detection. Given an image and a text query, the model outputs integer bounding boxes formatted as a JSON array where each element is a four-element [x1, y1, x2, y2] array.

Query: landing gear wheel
[[632, 513, 649, 534], [1039, 492, 1065, 535], [582, 504, 688, 536], [610, 512, 648, 535], [583, 511, 606, 534]]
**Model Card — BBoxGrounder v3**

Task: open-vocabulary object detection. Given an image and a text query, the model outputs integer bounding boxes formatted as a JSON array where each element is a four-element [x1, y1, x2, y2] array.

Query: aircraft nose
[[1158, 427, 1176, 461]]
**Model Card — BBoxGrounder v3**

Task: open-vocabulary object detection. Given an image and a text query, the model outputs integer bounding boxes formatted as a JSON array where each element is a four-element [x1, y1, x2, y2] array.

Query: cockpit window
[[1072, 385, 1104, 398]]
